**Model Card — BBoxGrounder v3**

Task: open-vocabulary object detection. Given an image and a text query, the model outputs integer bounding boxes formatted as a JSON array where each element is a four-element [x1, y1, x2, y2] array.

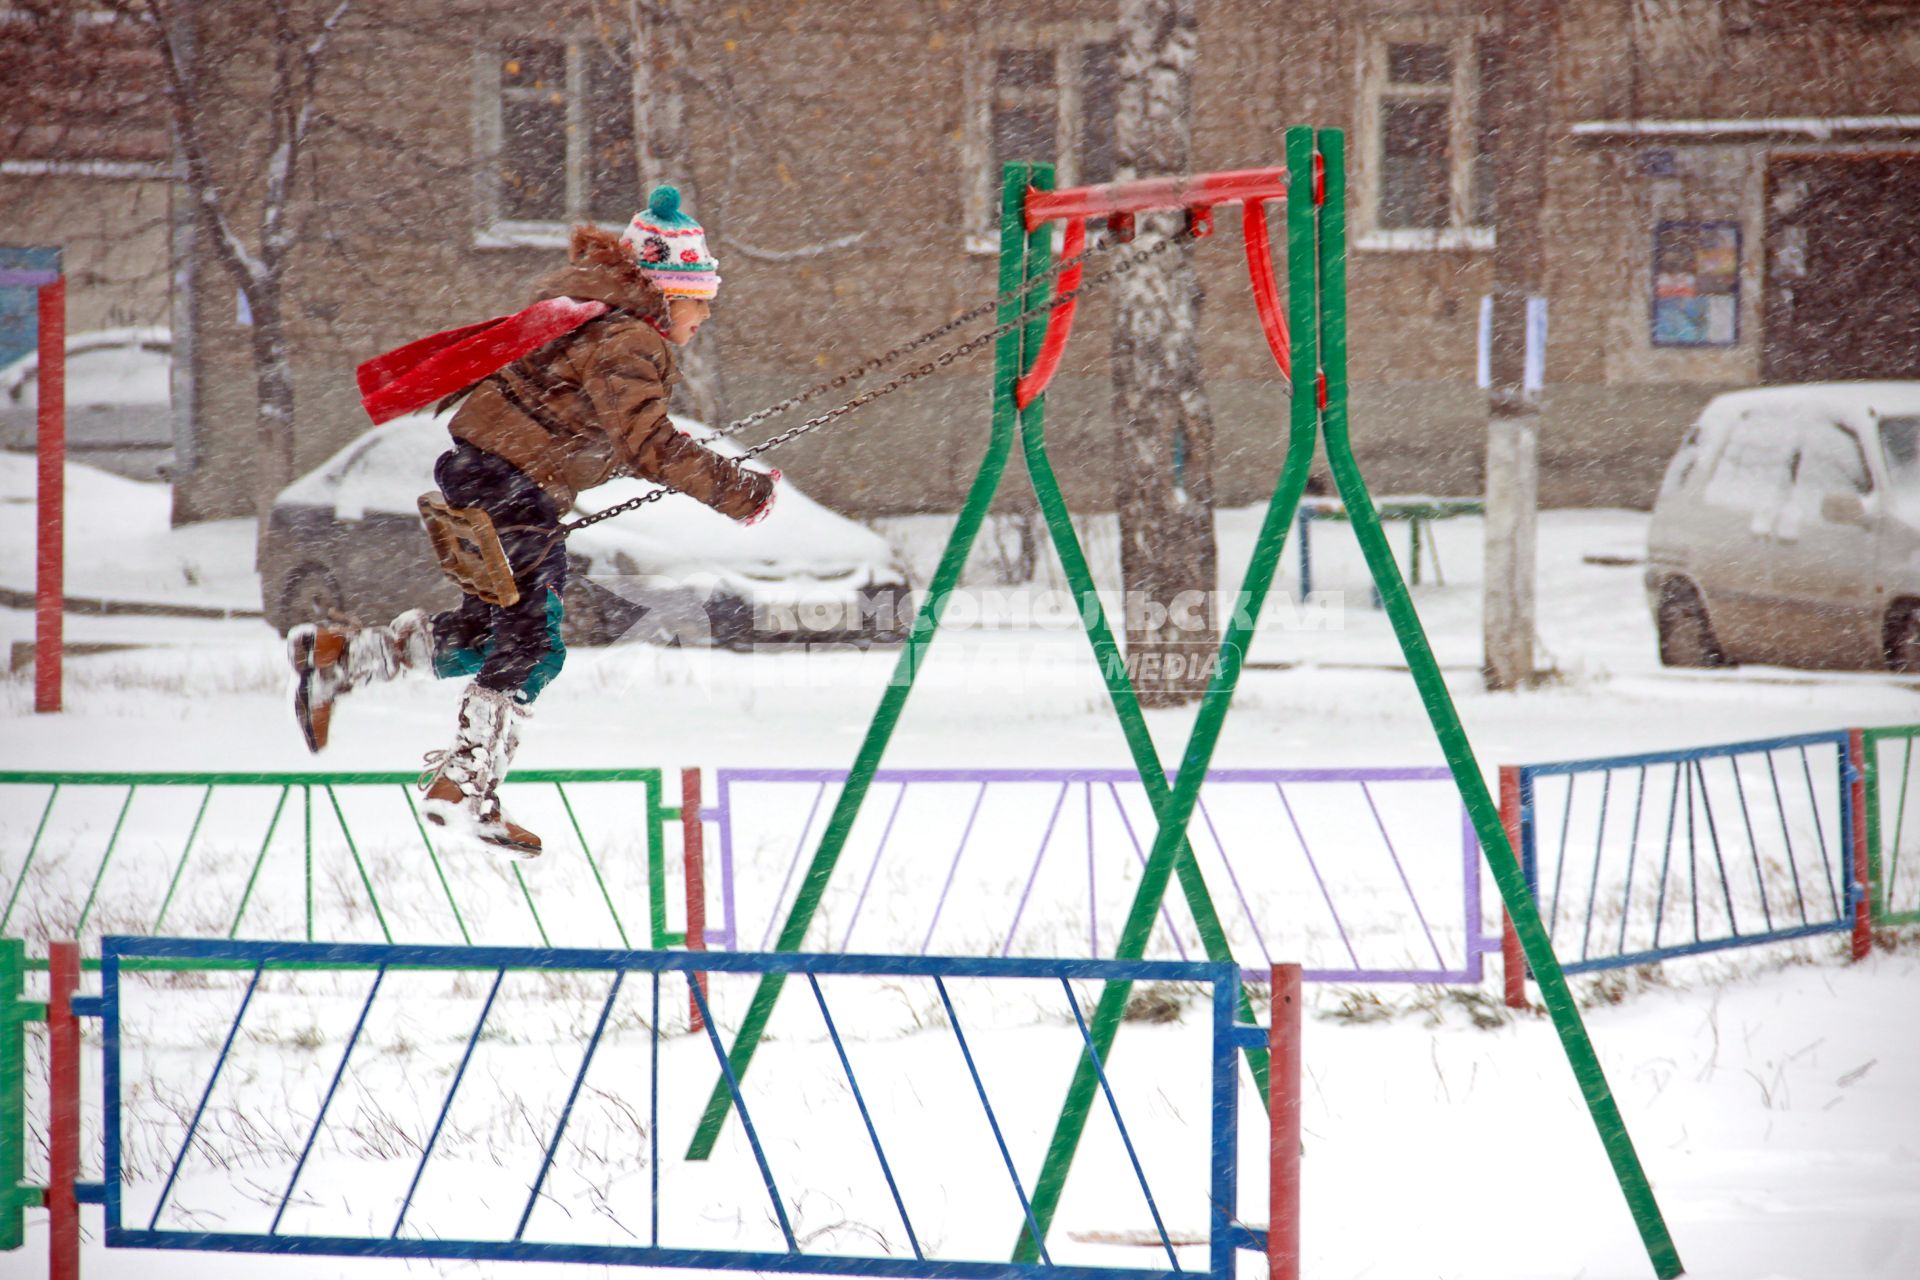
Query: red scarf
[[356, 297, 611, 425]]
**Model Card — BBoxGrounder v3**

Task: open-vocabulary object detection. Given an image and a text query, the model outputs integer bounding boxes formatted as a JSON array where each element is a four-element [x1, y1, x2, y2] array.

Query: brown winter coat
[[448, 225, 770, 518]]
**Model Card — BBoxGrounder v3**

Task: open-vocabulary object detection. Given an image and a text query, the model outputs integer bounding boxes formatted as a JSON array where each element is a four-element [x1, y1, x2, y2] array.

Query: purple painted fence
[[706, 768, 1499, 985]]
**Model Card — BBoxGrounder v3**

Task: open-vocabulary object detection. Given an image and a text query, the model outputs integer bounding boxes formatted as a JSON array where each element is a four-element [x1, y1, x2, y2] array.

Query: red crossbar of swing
[[1023, 166, 1287, 226], [1015, 167, 1292, 411]]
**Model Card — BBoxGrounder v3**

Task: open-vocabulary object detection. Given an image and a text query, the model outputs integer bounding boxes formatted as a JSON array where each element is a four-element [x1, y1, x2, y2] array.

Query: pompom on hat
[[620, 184, 721, 301]]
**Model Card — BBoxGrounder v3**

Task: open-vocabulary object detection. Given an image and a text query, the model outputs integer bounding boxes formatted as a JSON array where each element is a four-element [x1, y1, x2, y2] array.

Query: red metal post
[[1013, 217, 1086, 410], [1240, 199, 1291, 380], [1268, 963, 1301, 1280], [35, 279, 65, 714], [1850, 729, 1872, 961], [48, 940, 79, 1280], [1499, 766, 1528, 1009], [683, 767, 709, 1030]]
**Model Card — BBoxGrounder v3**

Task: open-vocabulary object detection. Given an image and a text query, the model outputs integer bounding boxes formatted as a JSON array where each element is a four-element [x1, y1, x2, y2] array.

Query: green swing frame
[[684, 128, 1684, 1280]]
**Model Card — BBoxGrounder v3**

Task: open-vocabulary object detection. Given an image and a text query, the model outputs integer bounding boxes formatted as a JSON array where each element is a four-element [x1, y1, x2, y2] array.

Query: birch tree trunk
[[627, 0, 725, 428], [142, 0, 350, 560], [1110, 0, 1216, 708]]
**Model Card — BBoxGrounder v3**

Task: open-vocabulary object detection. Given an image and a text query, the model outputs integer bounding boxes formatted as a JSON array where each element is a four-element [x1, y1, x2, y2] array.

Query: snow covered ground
[[3, 457, 1918, 1278], [11, 945, 1919, 1280]]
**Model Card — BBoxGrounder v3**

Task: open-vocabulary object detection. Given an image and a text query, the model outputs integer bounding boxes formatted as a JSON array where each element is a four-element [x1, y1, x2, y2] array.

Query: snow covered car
[[0, 328, 173, 480], [261, 411, 911, 648], [1646, 382, 1920, 671]]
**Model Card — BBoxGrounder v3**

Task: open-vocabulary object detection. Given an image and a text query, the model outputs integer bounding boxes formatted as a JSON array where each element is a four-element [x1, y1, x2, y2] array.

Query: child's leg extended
[[416, 549, 564, 858], [416, 443, 566, 856]]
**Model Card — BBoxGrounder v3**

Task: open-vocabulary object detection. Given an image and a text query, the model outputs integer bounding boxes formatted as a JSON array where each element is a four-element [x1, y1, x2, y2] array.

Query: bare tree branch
[[139, 0, 267, 286]]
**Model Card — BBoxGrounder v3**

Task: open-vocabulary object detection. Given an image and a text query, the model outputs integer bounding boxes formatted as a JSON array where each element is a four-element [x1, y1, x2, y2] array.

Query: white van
[[1646, 382, 1920, 671]]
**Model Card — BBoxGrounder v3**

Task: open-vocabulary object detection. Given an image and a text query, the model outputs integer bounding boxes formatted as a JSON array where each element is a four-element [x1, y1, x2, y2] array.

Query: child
[[289, 186, 777, 857]]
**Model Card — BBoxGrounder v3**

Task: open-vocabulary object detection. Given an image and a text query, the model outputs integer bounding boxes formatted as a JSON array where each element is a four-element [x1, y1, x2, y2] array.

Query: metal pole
[[48, 940, 79, 1280], [1268, 963, 1302, 1280], [0, 938, 25, 1251], [1480, 0, 1555, 692], [683, 767, 708, 1029], [1850, 730, 1871, 960], [1500, 766, 1528, 1008], [36, 279, 65, 714]]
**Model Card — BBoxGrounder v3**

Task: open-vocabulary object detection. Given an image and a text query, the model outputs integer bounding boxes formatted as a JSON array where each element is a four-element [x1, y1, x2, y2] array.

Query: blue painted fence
[[84, 936, 1266, 1279], [1517, 731, 1857, 974]]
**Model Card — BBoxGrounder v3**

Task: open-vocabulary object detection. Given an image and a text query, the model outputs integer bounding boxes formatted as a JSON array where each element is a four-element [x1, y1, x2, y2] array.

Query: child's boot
[[289, 608, 434, 753], [418, 682, 543, 858]]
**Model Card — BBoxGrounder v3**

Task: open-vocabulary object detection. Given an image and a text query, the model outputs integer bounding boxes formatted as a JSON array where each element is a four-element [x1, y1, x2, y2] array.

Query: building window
[[1357, 26, 1494, 250], [1652, 221, 1740, 347], [478, 38, 638, 243], [966, 32, 1118, 250]]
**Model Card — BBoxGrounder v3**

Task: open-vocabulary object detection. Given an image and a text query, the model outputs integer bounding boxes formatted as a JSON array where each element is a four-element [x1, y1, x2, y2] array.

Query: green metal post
[[1865, 727, 1918, 925], [1310, 128, 1682, 1280], [402, 787, 472, 946], [1013, 147, 1344, 1251], [0, 938, 27, 1250], [512, 863, 551, 947], [227, 785, 291, 938], [557, 783, 631, 948], [0, 784, 58, 933], [75, 785, 137, 937], [683, 162, 1039, 1162], [324, 787, 393, 944], [1865, 730, 1884, 922], [1014, 128, 1320, 1262], [152, 785, 212, 934], [646, 771, 683, 948]]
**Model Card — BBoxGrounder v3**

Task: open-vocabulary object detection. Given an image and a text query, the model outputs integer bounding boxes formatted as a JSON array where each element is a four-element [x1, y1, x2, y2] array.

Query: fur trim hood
[[530, 225, 671, 327]]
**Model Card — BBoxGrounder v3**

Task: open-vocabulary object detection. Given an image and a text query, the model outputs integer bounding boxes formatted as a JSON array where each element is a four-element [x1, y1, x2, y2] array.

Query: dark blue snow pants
[[427, 441, 567, 703]]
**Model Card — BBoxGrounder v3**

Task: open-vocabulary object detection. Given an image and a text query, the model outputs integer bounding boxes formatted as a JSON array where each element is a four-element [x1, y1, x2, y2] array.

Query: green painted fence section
[[0, 770, 683, 963], [1, 938, 34, 1250], [1865, 725, 1920, 926]]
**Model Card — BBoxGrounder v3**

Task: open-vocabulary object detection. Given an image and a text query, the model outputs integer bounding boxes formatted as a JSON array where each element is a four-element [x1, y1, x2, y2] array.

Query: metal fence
[[711, 767, 1490, 984], [29, 935, 1267, 1279], [1511, 731, 1859, 974], [1864, 725, 1920, 927], [0, 770, 691, 958]]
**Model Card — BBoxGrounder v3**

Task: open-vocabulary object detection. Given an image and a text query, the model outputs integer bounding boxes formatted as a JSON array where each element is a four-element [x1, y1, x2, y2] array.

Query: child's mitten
[[744, 468, 782, 526]]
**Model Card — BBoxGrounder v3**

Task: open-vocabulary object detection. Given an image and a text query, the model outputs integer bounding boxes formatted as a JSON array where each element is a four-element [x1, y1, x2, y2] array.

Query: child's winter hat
[[621, 185, 720, 301]]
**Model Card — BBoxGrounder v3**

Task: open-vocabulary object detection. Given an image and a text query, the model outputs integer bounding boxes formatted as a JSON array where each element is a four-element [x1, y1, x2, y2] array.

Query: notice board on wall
[[1652, 221, 1739, 347]]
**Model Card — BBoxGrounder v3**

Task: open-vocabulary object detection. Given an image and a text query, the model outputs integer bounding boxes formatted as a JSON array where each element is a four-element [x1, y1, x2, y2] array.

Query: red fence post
[[683, 767, 709, 1030], [1268, 963, 1301, 1280], [1850, 729, 1871, 961], [48, 940, 79, 1280], [1499, 766, 1527, 1009], [35, 278, 65, 715]]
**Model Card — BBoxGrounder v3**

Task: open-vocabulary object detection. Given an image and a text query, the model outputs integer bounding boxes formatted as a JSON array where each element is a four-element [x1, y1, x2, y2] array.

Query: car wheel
[[562, 579, 650, 647], [705, 593, 755, 649], [1885, 601, 1920, 673], [279, 563, 347, 633], [1656, 578, 1726, 668]]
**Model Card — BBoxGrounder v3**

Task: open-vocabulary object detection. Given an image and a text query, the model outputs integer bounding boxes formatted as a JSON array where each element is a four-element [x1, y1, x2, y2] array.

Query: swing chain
[[708, 230, 1125, 442], [560, 231, 1184, 535]]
